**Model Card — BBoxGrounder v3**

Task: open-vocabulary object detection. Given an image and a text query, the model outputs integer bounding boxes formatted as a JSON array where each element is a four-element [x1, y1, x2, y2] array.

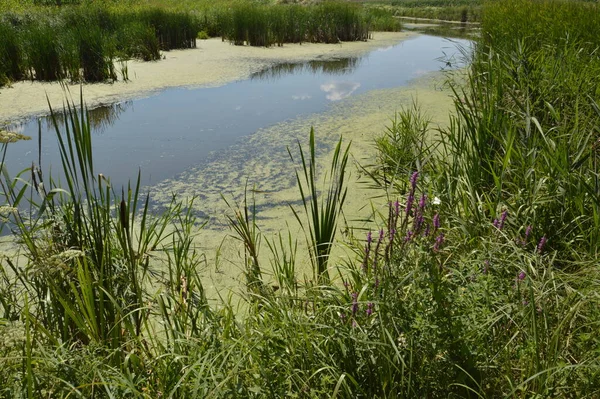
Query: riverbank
[[0, 32, 414, 122]]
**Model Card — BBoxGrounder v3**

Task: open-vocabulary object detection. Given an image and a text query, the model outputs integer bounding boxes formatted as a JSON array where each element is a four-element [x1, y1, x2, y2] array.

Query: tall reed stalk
[[289, 128, 350, 285]]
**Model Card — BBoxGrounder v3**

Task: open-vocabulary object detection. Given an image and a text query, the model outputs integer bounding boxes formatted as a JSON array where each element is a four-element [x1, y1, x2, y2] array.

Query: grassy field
[[1, 0, 600, 397]]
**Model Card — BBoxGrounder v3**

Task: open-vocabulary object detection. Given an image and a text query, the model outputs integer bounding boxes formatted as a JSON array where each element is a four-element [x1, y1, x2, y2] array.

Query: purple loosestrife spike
[[410, 171, 419, 192], [405, 230, 413, 242], [433, 213, 440, 230], [351, 292, 359, 316], [418, 194, 427, 210], [366, 302, 374, 317], [414, 213, 424, 232], [379, 229, 384, 243], [518, 271, 526, 281], [423, 223, 430, 237], [365, 231, 372, 257], [525, 225, 532, 241], [433, 233, 444, 252], [390, 228, 396, 242], [493, 219, 499, 228], [394, 200, 400, 217], [537, 235, 547, 254], [405, 194, 414, 216], [375, 278, 380, 289], [499, 210, 508, 230]]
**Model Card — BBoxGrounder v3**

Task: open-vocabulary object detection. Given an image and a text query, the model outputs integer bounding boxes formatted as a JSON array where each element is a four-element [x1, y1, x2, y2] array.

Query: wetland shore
[[0, 31, 414, 122]]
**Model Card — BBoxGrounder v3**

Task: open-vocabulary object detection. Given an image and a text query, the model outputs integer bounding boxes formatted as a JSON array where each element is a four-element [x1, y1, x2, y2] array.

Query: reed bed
[[0, 1, 401, 87], [218, 2, 400, 47], [0, 5, 198, 85]]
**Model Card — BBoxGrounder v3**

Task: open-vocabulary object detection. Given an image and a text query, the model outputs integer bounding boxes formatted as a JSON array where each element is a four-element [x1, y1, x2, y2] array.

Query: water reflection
[[8, 101, 132, 135], [251, 57, 361, 80], [320, 81, 361, 101], [402, 20, 480, 40]]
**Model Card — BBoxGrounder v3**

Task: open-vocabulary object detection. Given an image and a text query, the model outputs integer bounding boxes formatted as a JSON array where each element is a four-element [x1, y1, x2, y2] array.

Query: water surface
[[5, 35, 469, 190]]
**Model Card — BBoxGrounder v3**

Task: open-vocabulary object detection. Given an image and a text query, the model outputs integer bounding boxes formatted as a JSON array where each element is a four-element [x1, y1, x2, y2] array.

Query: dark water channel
[[5, 35, 470, 190]]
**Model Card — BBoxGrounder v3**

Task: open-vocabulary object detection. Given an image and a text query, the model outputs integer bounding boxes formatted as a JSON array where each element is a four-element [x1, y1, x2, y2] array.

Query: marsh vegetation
[[0, 0, 600, 397], [0, 0, 401, 86]]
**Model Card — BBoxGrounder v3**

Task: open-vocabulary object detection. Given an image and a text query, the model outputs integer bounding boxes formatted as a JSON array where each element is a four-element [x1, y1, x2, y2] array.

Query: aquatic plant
[[289, 127, 349, 284]]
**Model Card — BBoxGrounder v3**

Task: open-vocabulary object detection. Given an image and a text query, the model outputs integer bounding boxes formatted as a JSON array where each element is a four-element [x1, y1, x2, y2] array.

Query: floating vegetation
[[0, 129, 31, 143]]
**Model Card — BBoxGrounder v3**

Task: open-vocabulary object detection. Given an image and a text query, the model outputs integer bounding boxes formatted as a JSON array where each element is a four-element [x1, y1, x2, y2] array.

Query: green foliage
[[0, 5, 198, 84], [438, 0, 600, 256], [290, 128, 350, 284], [196, 29, 209, 39], [375, 104, 432, 179], [220, 2, 371, 47], [1, 0, 600, 397]]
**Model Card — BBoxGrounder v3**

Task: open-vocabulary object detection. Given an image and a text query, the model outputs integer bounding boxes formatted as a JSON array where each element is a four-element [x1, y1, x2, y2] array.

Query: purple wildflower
[[366, 302, 374, 317], [525, 225, 532, 241], [351, 292, 359, 316], [405, 230, 414, 242], [394, 200, 400, 217], [498, 210, 508, 230], [483, 260, 490, 274], [433, 233, 444, 252], [405, 194, 414, 216], [423, 223, 430, 237], [522, 300, 529, 306], [390, 228, 396, 242], [433, 213, 440, 230], [493, 218, 500, 228], [418, 194, 427, 210], [367, 231, 372, 247], [379, 229, 384, 243], [410, 171, 419, 192], [375, 278, 380, 289], [414, 213, 424, 232], [537, 235, 547, 254], [517, 271, 526, 281]]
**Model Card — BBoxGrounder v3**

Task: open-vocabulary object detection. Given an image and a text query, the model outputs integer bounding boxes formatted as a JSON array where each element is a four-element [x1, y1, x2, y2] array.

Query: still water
[[6, 35, 470, 190]]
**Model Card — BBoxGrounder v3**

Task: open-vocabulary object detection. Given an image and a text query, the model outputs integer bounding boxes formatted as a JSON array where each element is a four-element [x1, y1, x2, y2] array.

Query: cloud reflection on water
[[320, 81, 361, 101]]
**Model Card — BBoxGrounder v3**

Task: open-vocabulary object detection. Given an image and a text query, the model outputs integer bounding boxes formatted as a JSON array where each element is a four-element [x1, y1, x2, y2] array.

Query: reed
[[0, 18, 23, 86], [220, 1, 372, 47], [0, 5, 198, 84]]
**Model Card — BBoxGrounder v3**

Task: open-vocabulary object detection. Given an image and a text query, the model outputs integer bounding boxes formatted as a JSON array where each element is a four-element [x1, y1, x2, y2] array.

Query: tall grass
[[436, 0, 600, 257], [0, 5, 198, 85], [220, 2, 374, 47]]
